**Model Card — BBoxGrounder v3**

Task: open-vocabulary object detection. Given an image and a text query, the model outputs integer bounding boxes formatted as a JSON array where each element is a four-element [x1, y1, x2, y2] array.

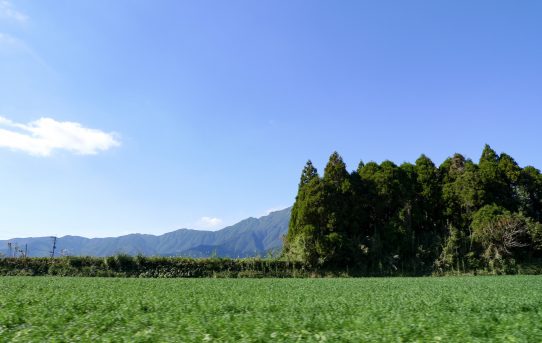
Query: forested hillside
[[0, 208, 290, 258], [285, 145, 542, 274]]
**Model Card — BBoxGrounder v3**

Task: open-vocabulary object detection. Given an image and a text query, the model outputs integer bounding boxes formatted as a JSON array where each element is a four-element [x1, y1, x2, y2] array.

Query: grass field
[[0, 276, 541, 342]]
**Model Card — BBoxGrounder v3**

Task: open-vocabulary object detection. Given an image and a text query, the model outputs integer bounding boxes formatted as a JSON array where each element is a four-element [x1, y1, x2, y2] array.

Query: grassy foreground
[[0, 277, 541, 342]]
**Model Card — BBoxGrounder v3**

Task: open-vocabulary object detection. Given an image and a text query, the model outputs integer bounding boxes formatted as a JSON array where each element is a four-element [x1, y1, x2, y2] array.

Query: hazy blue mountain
[[0, 208, 291, 258]]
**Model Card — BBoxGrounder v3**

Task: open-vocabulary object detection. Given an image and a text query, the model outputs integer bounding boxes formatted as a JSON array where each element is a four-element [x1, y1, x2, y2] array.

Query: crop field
[[0, 277, 541, 342]]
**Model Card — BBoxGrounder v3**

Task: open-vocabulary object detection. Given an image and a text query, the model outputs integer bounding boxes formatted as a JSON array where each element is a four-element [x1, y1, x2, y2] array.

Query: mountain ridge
[[0, 208, 291, 258]]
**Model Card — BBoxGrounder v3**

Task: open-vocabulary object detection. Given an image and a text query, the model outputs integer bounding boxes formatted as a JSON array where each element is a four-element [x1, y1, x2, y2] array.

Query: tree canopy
[[284, 146, 542, 274]]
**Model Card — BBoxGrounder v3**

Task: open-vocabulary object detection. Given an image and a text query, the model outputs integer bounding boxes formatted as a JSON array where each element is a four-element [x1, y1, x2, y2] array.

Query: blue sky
[[0, 1, 541, 239]]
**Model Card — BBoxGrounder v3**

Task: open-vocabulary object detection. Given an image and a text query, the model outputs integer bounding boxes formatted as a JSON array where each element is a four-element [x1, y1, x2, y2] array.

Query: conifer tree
[[320, 152, 354, 266], [497, 153, 521, 210], [413, 155, 443, 266], [285, 160, 324, 265], [479, 144, 505, 206]]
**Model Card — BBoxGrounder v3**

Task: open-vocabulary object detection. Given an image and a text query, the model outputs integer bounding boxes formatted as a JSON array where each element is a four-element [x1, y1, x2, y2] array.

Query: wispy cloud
[[0, 32, 52, 72], [197, 217, 223, 229], [0, 0, 28, 23], [0, 32, 18, 45], [264, 207, 285, 216], [0, 116, 120, 156]]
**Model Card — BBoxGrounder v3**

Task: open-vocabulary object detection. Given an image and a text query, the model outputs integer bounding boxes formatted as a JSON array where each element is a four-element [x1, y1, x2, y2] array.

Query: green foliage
[[518, 166, 542, 221], [528, 220, 542, 250], [285, 165, 325, 266], [1, 276, 542, 341], [435, 225, 463, 272], [0, 255, 308, 278], [471, 205, 531, 272], [286, 146, 542, 274]]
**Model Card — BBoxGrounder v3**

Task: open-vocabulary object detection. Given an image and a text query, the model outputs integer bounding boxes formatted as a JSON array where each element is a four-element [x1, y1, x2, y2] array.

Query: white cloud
[[264, 207, 285, 216], [0, 116, 120, 156], [197, 217, 223, 229], [0, 1, 28, 23]]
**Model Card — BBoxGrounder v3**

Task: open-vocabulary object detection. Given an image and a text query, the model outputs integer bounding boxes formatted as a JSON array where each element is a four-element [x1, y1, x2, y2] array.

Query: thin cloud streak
[[0, 32, 54, 73], [0, 0, 28, 23]]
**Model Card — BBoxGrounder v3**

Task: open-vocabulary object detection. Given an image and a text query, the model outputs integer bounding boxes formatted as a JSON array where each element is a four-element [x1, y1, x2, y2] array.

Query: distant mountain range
[[0, 208, 291, 258]]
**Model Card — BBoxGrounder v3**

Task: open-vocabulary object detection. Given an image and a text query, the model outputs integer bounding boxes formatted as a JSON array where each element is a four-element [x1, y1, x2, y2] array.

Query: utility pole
[[7, 243, 12, 258], [50, 236, 57, 258], [25, 244, 28, 258]]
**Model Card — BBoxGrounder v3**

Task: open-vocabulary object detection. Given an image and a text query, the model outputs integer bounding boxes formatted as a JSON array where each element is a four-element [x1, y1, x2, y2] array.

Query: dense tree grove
[[285, 146, 542, 274]]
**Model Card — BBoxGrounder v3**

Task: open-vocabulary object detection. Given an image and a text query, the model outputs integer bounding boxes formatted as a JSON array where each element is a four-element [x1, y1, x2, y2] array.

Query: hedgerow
[[0, 255, 309, 278]]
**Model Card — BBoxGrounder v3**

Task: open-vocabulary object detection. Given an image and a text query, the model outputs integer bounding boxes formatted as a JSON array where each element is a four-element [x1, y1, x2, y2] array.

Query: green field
[[1, 277, 541, 342]]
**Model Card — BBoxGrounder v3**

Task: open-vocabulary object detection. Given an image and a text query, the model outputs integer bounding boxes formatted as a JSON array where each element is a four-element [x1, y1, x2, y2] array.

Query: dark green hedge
[[0, 255, 309, 278], [2, 255, 541, 277]]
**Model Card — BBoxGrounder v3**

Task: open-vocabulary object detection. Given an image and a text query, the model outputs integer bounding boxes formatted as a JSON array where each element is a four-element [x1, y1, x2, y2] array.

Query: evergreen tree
[[497, 153, 522, 210], [299, 160, 318, 187], [349, 164, 371, 268], [357, 161, 382, 270], [285, 160, 323, 265], [397, 162, 419, 269], [479, 144, 506, 207], [413, 155, 443, 268], [320, 152, 354, 266], [518, 166, 542, 221], [363, 160, 405, 272]]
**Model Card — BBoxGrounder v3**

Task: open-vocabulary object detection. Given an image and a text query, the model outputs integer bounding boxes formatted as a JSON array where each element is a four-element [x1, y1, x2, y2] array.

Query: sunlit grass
[[0, 276, 541, 342]]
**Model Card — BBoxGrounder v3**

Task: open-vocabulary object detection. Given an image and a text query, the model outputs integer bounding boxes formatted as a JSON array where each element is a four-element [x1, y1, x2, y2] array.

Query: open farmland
[[1, 277, 542, 342]]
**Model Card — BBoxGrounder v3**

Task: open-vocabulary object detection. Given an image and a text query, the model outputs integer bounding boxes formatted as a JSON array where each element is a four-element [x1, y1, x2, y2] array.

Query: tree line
[[284, 145, 542, 274]]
